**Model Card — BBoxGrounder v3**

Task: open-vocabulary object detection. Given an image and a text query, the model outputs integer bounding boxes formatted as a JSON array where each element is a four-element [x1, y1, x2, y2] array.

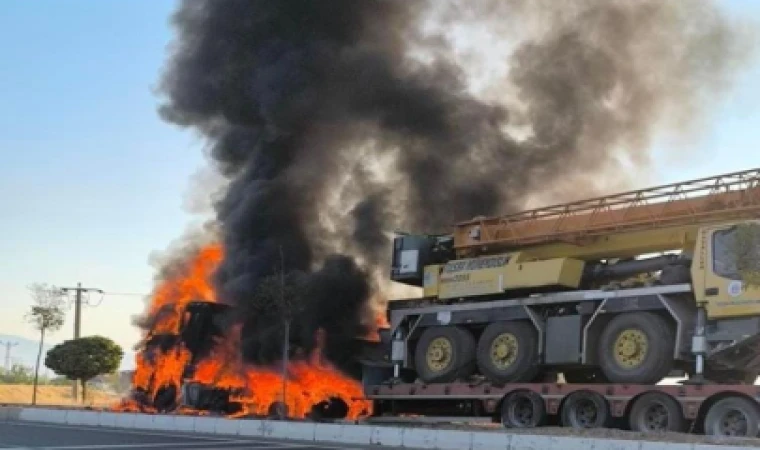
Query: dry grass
[[0, 384, 121, 407]]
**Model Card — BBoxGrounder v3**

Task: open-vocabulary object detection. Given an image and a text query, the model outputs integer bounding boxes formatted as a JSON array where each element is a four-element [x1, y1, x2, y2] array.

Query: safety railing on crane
[[453, 167, 760, 252]]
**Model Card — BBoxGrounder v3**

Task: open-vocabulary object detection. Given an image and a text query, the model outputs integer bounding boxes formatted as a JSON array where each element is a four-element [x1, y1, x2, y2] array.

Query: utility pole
[[60, 283, 103, 401], [0, 341, 18, 371], [279, 245, 289, 420]]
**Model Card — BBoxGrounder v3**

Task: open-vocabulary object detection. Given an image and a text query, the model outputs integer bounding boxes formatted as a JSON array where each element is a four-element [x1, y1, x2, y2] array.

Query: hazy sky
[[2, 1, 760, 370]]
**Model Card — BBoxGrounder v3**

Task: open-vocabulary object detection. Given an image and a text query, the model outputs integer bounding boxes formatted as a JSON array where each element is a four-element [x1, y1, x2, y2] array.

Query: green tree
[[45, 336, 123, 403], [26, 283, 65, 404], [0, 364, 35, 384]]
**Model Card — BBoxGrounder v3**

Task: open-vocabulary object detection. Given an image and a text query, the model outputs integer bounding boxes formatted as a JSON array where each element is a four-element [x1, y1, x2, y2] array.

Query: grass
[[0, 384, 122, 407]]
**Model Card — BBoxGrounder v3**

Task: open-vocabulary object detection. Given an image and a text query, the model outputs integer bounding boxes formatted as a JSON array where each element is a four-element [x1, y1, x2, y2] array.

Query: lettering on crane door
[[442, 255, 511, 273]]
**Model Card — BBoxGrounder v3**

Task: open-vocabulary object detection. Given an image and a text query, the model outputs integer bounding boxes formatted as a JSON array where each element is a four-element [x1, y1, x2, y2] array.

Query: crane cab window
[[712, 224, 760, 280]]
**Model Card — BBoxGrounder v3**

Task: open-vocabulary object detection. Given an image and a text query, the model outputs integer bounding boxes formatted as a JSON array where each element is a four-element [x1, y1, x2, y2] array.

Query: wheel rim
[[613, 328, 648, 368], [570, 399, 599, 427], [641, 403, 669, 431], [716, 409, 749, 436], [490, 333, 518, 370], [426, 336, 453, 372], [507, 397, 535, 427]]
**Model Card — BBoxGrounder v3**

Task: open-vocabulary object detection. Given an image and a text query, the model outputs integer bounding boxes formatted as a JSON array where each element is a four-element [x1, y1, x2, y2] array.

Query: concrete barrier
[[237, 418, 264, 437], [192, 416, 218, 434], [1, 407, 758, 450], [262, 419, 315, 441], [471, 432, 510, 450], [642, 442, 692, 450], [18, 408, 67, 424], [173, 415, 197, 432], [214, 417, 240, 435]]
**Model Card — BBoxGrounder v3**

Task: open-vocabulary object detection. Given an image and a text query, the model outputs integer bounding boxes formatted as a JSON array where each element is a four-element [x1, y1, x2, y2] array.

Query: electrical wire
[[101, 292, 149, 297]]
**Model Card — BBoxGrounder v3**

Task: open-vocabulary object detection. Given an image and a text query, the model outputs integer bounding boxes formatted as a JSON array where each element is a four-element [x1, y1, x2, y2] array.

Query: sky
[[1, 1, 760, 370]]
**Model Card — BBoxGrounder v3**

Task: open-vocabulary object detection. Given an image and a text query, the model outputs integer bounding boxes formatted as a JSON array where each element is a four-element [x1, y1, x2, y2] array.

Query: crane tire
[[560, 390, 613, 429], [704, 396, 760, 437], [629, 392, 687, 433], [597, 312, 674, 384], [414, 326, 476, 383], [476, 321, 540, 384]]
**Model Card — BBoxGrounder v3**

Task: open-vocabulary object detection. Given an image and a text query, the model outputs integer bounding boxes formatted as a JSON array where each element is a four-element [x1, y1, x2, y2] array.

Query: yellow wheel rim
[[613, 328, 648, 368], [490, 333, 518, 370], [426, 336, 453, 372]]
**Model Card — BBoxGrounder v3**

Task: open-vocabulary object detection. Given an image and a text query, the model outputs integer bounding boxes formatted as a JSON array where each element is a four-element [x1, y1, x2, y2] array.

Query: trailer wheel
[[501, 390, 546, 428], [560, 391, 612, 429], [597, 312, 674, 384], [476, 321, 539, 384], [414, 326, 476, 383], [629, 392, 686, 433], [704, 396, 760, 437]]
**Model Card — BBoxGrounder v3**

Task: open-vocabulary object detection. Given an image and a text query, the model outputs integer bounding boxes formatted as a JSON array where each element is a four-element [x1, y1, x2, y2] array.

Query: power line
[[101, 292, 148, 297]]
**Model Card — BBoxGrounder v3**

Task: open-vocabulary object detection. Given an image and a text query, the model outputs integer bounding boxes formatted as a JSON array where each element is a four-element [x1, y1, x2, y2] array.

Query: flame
[[114, 243, 374, 420]]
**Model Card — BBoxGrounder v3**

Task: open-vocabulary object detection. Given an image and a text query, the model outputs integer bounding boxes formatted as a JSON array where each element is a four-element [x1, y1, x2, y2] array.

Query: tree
[[25, 283, 65, 405], [0, 364, 35, 384], [45, 336, 123, 403]]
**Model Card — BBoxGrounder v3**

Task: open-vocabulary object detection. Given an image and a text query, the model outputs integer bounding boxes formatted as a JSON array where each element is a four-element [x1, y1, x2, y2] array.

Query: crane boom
[[454, 167, 760, 256]]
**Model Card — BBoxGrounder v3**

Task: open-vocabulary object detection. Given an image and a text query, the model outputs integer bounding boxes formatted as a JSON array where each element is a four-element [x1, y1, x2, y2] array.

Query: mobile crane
[[360, 167, 760, 436]]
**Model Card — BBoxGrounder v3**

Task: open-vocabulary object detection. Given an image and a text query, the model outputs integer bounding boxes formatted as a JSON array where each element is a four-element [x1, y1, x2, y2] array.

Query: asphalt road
[[0, 422, 407, 450]]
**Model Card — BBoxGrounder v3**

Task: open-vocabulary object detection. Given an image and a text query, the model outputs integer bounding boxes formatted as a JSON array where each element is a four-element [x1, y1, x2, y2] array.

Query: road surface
[[0, 421, 408, 450]]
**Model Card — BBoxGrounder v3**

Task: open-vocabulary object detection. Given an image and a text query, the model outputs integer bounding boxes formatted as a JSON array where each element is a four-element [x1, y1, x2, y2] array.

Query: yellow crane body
[[386, 168, 760, 386]]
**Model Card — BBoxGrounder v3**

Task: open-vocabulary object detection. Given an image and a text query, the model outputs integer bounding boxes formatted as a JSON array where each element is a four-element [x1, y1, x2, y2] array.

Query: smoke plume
[[155, 0, 752, 367]]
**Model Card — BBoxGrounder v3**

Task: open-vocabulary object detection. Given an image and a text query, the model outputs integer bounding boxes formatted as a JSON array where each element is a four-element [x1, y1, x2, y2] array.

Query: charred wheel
[[598, 312, 674, 384], [500, 390, 547, 428], [414, 326, 476, 383], [704, 396, 760, 437], [629, 392, 686, 433], [560, 390, 612, 429], [476, 321, 539, 384]]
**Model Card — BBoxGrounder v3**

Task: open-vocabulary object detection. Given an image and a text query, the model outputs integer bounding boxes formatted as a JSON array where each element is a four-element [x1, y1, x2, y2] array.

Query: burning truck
[[114, 243, 386, 421]]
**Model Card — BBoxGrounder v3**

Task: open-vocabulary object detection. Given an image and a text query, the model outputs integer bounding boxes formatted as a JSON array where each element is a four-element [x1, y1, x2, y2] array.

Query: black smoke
[[156, 0, 752, 367]]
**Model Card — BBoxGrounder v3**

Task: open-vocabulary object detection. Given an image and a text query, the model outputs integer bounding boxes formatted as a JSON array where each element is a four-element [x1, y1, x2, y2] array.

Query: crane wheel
[[560, 391, 612, 429], [500, 390, 546, 428], [476, 321, 539, 384], [414, 326, 476, 383], [704, 396, 760, 437], [597, 312, 674, 384], [629, 392, 686, 433]]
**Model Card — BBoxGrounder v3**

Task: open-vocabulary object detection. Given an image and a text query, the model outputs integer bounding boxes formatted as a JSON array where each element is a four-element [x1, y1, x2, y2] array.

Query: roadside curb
[[0, 407, 753, 450]]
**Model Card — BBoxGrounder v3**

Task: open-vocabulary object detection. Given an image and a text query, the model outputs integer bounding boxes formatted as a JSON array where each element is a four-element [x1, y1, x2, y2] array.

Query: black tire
[[560, 391, 612, 429], [414, 326, 476, 383], [476, 321, 540, 384], [563, 368, 609, 384], [629, 392, 687, 433], [597, 312, 674, 384], [500, 390, 547, 428], [704, 397, 760, 437]]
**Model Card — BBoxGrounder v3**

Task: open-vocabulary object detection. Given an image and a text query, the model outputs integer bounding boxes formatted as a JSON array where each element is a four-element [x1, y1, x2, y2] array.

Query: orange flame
[[114, 243, 373, 420]]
